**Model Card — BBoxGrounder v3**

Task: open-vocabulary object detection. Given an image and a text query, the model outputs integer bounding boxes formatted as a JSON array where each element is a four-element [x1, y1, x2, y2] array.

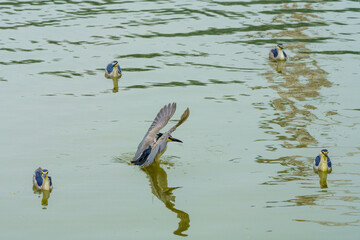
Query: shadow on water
[[142, 162, 190, 237], [33, 186, 52, 209]]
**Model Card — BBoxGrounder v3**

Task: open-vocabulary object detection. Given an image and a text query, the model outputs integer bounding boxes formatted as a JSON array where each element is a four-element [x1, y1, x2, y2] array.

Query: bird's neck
[[277, 49, 285, 59], [42, 177, 50, 190], [156, 144, 168, 160], [319, 154, 328, 171]]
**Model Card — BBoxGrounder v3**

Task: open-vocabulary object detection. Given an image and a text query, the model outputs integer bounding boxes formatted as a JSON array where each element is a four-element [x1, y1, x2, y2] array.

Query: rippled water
[[1, 0, 359, 239]]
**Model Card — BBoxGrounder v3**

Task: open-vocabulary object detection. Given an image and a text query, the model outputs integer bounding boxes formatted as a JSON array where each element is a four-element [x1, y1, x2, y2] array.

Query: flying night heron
[[313, 149, 332, 173], [132, 103, 190, 167], [33, 167, 53, 191], [269, 44, 288, 61], [105, 60, 122, 79]]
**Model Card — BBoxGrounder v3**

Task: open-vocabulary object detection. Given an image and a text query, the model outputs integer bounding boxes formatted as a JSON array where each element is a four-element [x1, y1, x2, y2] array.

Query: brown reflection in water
[[263, 2, 331, 150], [294, 219, 360, 227], [257, 156, 313, 184], [142, 162, 190, 237], [275, 61, 285, 73], [317, 170, 328, 189], [259, 2, 333, 190], [104, 71, 122, 92], [112, 77, 120, 92], [33, 186, 52, 209]]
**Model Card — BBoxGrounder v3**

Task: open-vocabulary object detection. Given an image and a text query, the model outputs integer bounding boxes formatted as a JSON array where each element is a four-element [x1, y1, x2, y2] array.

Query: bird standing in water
[[105, 60, 122, 79], [269, 44, 288, 61], [132, 103, 190, 167], [33, 167, 53, 191], [313, 149, 332, 173]]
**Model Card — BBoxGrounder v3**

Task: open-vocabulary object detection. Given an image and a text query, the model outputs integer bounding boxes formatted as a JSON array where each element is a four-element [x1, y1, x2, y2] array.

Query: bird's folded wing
[[33, 169, 43, 188], [269, 48, 278, 58], [134, 103, 177, 160], [314, 155, 320, 167], [105, 63, 112, 74], [49, 176, 53, 187], [313, 155, 320, 171]]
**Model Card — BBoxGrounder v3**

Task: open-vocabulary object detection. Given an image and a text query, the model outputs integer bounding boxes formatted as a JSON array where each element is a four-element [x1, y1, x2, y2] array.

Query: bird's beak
[[169, 136, 182, 143]]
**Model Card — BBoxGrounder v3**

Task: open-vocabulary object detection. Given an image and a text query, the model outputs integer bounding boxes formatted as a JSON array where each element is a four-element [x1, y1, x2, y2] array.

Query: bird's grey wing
[[142, 108, 190, 167], [134, 103, 177, 160], [167, 107, 190, 135], [142, 135, 169, 167]]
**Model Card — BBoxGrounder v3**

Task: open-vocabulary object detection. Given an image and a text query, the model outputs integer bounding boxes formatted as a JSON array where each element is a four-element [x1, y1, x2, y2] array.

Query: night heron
[[313, 149, 332, 173], [105, 60, 122, 79], [269, 44, 288, 61], [132, 103, 190, 167], [33, 167, 53, 191]]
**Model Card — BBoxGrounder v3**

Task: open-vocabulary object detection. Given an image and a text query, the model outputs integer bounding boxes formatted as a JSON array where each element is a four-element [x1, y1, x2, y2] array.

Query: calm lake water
[[1, 0, 359, 239]]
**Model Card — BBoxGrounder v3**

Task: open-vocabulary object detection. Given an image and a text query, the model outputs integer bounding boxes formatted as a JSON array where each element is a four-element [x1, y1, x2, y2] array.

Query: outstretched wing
[[134, 103, 177, 160], [141, 108, 190, 167]]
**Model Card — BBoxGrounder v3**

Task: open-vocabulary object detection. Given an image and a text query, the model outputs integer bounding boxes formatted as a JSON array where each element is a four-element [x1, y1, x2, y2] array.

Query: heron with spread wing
[[132, 103, 190, 167]]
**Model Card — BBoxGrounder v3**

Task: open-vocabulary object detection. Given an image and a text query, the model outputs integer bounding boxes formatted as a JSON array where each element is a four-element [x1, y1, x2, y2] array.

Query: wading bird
[[269, 44, 288, 61], [33, 167, 53, 191], [132, 103, 190, 167], [313, 149, 332, 173], [105, 60, 122, 78]]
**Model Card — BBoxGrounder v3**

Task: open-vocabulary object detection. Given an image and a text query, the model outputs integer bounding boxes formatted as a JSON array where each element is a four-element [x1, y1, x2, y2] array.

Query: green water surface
[[0, 0, 359, 239]]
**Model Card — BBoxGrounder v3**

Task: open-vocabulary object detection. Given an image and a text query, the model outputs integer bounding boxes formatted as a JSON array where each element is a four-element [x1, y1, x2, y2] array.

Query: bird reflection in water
[[142, 161, 190, 237], [269, 44, 288, 73], [275, 60, 285, 73], [317, 170, 328, 189], [268, 59, 286, 73], [111, 76, 121, 93], [32, 186, 52, 208], [104, 60, 122, 93]]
